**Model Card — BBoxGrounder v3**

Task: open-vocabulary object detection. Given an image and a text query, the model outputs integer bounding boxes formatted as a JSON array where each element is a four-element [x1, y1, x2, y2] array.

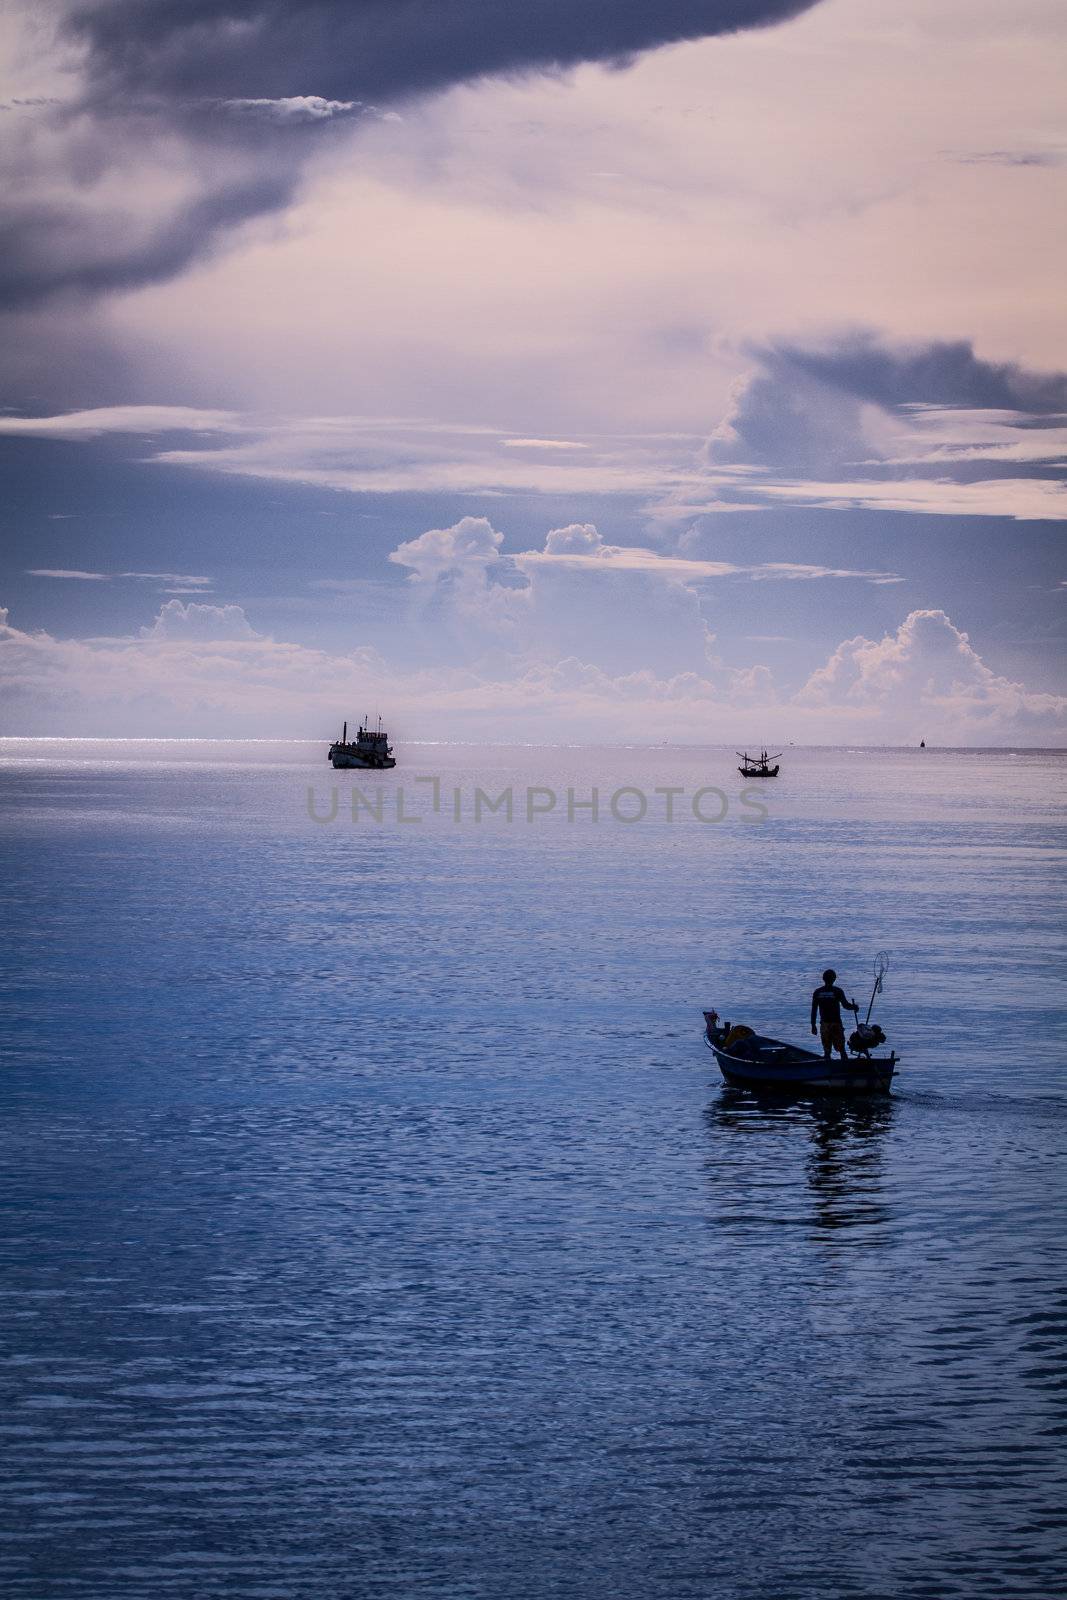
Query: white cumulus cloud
[[799, 608, 1067, 732], [141, 601, 260, 642], [389, 515, 503, 583]]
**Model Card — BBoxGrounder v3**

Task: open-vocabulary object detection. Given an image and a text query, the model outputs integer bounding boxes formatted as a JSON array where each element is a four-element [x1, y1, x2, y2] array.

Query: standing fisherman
[[810, 969, 859, 1061]]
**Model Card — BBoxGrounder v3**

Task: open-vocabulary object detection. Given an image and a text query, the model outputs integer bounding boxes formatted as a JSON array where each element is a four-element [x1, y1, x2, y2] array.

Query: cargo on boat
[[703, 1010, 897, 1095]]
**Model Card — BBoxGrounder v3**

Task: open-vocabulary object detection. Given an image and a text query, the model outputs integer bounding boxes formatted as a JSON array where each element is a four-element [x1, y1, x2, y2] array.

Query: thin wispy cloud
[[27, 569, 108, 581], [219, 96, 360, 122], [514, 544, 901, 584], [1, 406, 715, 500], [0, 408, 242, 438], [27, 568, 213, 587], [121, 573, 213, 586], [755, 478, 1067, 521], [872, 406, 1067, 467], [7, 339, 1067, 524], [954, 149, 1065, 168], [502, 438, 590, 451]]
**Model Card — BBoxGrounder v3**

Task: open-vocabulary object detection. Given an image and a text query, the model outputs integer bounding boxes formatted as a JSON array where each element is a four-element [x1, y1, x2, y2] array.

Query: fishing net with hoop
[[873, 950, 890, 995]]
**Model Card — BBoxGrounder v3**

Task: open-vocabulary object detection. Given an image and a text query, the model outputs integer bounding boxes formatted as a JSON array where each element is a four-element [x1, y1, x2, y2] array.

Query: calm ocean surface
[[1, 740, 1065, 1600]]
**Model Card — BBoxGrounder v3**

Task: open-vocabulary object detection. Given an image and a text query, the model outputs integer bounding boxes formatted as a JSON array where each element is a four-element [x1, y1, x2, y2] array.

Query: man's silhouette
[[810, 969, 859, 1061]]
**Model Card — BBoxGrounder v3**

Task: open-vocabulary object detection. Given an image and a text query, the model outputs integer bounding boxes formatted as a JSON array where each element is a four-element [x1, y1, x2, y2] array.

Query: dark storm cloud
[[708, 336, 1067, 475], [0, 173, 294, 309], [776, 335, 1067, 415], [65, 1, 820, 106], [955, 150, 1064, 169], [0, 0, 821, 319]]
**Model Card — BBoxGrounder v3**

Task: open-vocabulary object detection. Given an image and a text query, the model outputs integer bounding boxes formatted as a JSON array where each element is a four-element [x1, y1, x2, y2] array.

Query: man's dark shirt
[[811, 985, 851, 1029]]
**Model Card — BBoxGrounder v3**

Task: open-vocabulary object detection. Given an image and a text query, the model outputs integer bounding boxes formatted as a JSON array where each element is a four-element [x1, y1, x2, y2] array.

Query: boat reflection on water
[[703, 1091, 894, 1239], [804, 1098, 894, 1235]]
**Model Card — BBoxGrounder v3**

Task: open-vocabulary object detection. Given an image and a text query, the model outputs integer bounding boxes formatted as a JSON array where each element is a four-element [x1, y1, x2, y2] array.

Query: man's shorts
[[820, 1019, 846, 1054]]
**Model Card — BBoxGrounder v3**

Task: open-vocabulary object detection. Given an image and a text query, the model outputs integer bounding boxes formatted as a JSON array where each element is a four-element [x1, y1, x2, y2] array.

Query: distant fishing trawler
[[328, 717, 396, 770], [737, 748, 780, 778]]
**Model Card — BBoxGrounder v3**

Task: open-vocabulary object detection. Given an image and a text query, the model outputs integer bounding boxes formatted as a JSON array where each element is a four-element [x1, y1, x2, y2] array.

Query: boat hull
[[738, 766, 778, 777], [711, 1046, 894, 1094], [330, 752, 396, 769], [704, 1015, 895, 1095]]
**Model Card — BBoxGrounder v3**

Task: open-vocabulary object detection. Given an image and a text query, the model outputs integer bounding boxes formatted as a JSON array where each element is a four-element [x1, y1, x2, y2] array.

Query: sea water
[[1, 740, 1065, 1599]]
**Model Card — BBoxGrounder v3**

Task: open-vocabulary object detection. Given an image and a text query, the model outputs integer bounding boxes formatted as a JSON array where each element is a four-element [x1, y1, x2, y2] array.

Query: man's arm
[[836, 985, 859, 1013], [810, 990, 819, 1032]]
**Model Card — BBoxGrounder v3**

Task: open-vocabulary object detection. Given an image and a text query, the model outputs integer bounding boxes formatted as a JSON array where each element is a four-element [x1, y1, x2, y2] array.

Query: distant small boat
[[919, 739, 926, 749], [328, 716, 396, 770], [703, 1012, 897, 1095], [737, 748, 780, 778]]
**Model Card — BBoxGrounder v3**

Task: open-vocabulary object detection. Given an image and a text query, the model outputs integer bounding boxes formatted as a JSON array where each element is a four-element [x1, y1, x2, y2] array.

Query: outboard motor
[[849, 1021, 886, 1057]]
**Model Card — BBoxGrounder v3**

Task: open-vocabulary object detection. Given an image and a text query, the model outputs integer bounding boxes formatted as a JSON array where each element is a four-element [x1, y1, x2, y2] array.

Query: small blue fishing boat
[[703, 1011, 897, 1095]]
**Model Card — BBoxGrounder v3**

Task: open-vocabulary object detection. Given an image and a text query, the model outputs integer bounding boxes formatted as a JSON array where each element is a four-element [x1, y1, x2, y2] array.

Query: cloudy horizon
[[2, 0, 1065, 744]]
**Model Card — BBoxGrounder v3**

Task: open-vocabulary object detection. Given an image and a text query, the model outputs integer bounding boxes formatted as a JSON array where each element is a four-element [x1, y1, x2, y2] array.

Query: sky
[[1, 0, 1065, 743]]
